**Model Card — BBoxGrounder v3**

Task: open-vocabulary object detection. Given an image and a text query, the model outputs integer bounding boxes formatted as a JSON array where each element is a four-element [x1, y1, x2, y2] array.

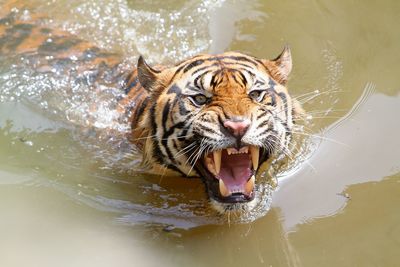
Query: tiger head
[[135, 47, 302, 212]]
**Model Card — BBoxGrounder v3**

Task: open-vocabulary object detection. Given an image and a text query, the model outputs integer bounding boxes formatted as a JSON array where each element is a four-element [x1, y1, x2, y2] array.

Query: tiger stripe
[[0, 6, 304, 209]]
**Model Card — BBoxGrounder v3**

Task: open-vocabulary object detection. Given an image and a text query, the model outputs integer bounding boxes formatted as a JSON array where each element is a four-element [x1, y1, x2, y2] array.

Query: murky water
[[1, 0, 399, 266]]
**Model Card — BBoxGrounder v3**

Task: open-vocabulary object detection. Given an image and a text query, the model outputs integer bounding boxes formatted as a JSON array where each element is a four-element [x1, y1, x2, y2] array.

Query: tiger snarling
[[128, 48, 303, 212], [0, 6, 303, 213]]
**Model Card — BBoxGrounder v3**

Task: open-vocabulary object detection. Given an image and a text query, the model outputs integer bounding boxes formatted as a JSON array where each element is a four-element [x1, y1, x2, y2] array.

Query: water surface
[[0, 0, 399, 266]]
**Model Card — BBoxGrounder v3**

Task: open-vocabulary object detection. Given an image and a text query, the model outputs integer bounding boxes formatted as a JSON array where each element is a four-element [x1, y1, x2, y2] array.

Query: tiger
[[0, 4, 303, 213]]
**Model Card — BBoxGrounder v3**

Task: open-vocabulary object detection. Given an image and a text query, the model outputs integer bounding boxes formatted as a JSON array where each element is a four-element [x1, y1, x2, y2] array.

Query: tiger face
[[135, 47, 301, 212]]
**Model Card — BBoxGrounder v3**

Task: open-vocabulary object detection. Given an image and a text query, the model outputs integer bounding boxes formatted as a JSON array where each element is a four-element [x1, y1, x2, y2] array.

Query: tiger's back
[[0, 7, 133, 88], [0, 6, 149, 128]]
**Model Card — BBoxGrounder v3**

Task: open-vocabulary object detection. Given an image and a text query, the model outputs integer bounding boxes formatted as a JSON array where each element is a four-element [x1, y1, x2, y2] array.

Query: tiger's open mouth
[[198, 145, 260, 203]]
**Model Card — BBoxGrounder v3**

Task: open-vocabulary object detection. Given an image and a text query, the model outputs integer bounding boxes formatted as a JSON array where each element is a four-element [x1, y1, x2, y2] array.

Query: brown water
[[1, 0, 400, 266]]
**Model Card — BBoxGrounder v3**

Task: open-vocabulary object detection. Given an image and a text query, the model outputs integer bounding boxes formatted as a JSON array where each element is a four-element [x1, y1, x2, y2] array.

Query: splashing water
[[0, 0, 313, 228], [34, 0, 228, 64]]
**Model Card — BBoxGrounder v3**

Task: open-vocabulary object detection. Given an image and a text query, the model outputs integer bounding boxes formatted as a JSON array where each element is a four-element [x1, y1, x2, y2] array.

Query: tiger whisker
[[294, 89, 345, 105], [129, 134, 194, 142], [266, 88, 345, 121], [293, 116, 344, 121], [265, 132, 317, 172], [186, 141, 208, 176], [158, 162, 173, 184], [185, 148, 200, 169], [304, 108, 347, 115], [173, 142, 197, 158], [294, 89, 342, 103], [185, 139, 205, 171], [289, 130, 349, 147], [292, 88, 339, 101]]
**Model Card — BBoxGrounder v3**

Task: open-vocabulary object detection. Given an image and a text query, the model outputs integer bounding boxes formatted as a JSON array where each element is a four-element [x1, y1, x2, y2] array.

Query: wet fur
[[0, 4, 303, 211]]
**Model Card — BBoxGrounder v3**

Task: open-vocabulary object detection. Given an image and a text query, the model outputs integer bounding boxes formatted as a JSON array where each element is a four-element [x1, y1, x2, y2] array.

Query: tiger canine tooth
[[207, 163, 217, 176], [250, 146, 259, 170], [219, 179, 231, 197], [244, 175, 255, 195], [213, 150, 222, 174]]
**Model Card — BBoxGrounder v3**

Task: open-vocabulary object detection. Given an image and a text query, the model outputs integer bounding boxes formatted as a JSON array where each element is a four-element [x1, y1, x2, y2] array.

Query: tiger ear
[[137, 56, 161, 91], [263, 45, 292, 85]]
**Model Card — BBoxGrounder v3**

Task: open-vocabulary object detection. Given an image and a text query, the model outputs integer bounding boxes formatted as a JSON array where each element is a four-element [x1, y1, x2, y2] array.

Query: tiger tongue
[[217, 153, 252, 192]]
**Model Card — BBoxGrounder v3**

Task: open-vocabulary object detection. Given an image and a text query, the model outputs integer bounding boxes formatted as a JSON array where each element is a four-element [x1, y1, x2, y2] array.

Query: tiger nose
[[223, 119, 250, 139]]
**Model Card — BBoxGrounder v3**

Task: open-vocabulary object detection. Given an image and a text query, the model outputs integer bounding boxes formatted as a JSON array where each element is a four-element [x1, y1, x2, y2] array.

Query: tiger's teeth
[[207, 163, 217, 176], [227, 148, 234, 155], [250, 146, 259, 170], [244, 175, 255, 195], [213, 150, 222, 174], [239, 146, 248, 154], [219, 179, 231, 197]]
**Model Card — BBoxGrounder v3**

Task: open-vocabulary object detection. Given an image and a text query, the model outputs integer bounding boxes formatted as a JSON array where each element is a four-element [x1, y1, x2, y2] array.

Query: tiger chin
[[128, 46, 303, 214]]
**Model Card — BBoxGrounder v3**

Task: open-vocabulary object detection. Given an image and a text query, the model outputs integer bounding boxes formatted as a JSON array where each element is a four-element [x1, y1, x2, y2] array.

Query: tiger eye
[[249, 90, 266, 102], [249, 91, 261, 100], [193, 94, 208, 105]]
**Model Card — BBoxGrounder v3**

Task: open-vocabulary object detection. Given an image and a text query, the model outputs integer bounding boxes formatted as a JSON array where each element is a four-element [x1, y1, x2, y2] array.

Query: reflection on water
[[1, 0, 400, 266], [274, 84, 400, 230]]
